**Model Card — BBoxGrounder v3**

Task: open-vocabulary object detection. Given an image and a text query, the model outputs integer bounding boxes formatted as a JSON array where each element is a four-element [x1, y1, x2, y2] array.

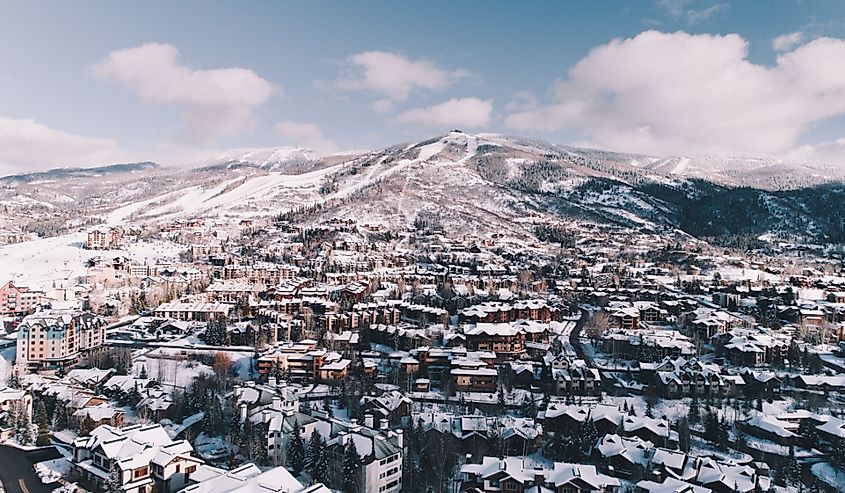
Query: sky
[[2, 0, 845, 173]]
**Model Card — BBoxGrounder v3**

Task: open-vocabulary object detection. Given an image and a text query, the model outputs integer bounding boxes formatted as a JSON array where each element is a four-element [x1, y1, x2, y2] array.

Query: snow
[[669, 157, 690, 175], [0, 231, 88, 290], [34, 457, 70, 484]]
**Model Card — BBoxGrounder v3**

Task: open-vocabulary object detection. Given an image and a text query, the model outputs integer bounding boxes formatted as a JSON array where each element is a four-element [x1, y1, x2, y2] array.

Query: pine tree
[[343, 439, 362, 492], [80, 415, 96, 436], [139, 365, 148, 379], [106, 461, 122, 493], [678, 417, 691, 452], [308, 430, 328, 484], [36, 401, 50, 446], [688, 394, 701, 424], [581, 419, 598, 454], [286, 421, 306, 475], [54, 404, 69, 431]]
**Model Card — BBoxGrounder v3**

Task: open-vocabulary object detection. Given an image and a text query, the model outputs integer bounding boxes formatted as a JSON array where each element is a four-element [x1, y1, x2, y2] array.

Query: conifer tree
[[36, 401, 50, 446], [343, 439, 362, 492], [287, 421, 306, 475]]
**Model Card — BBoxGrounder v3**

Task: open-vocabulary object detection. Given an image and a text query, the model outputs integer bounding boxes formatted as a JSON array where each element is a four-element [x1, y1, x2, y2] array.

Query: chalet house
[[460, 456, 621, 493], [71, 423, 202, 493], [360, 390, 412, 428], [551, 358, 601, 396], [622, 416, 678, 449], [609, 307, 640, 330], [596, 434, 652, 479], [73, 404, 126, 428], [740, 370, 781, 398], [737, 415, 797, 446], [463, 323, 526, 359], [451, 360, 498, 392], [178, 463, 327, 493]]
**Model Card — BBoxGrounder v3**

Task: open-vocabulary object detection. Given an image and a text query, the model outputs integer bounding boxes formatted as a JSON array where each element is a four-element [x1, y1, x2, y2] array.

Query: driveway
[[0, 445, 61, 493]]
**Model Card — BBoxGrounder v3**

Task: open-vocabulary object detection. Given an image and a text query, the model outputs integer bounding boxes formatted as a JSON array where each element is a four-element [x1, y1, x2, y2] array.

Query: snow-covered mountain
[[3, 131, 845, 244], [191, 146, 359, 174]]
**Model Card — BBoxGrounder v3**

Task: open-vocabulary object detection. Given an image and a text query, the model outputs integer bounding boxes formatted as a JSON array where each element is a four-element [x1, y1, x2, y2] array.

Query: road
[[0, 446, 61, 493], [569, 308, 592, 365]]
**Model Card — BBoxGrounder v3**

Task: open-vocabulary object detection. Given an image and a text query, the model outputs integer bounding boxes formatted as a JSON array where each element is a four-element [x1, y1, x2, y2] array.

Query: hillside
[[2, 131, 845, 246]]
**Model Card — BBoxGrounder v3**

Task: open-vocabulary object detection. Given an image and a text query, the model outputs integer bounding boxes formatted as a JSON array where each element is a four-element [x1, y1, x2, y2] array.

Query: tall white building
[[16, 309, 106, 373]]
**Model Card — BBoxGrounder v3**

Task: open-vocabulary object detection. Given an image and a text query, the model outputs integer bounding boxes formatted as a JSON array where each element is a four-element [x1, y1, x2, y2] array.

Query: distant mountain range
[[3, 132, 845, 245], [1, 162, 159, 183]]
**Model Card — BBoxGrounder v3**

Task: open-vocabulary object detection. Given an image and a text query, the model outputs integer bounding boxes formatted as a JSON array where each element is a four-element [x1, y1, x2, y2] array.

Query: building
[[0, 281, 45, 316], [16, 310, 106, 372], [153, 301, 233, 322], [178, 463, 329, 493], [460, 456, 621, 493], [87, 226, 123, 250], [71, 423, 203, 493]]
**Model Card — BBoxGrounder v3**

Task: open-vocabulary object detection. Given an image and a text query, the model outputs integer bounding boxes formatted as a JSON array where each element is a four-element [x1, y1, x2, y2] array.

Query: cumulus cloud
[[0, 117, 125, 173], [332, 51, 469, 112], [773, 31, 805, 52], [274, 121, 337, 153], [92, 43, 276, 140], [394, 98, 493, 128], [505, 31, 845, 157]]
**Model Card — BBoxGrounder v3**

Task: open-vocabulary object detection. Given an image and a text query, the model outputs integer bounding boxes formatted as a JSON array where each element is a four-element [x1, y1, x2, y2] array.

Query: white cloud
[[274, 121, 336, 153], [333, 51, 469, 112], [686, 3, 723, 23], [773, 31, 805, 52], [0, 117, 125, 173], [92, 43, 276, 140], [394, 98, 493, 128], [506, 31, 845, 157], [786, 138, 845, 164], [656, 0, 724, 24]]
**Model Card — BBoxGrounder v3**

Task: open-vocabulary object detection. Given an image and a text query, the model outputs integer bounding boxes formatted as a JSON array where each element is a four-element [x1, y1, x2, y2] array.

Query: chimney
[[364, 414, 374, 428], [380, 418, 389, 430], [392, 429, 404, 449], [239, 402, 247, 423], [268, 376, 277, 387], [272, 396, 282, 411]]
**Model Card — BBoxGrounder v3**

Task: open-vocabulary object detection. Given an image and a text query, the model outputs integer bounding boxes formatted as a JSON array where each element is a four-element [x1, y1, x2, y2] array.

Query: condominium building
[[16, 309, 106, 372]]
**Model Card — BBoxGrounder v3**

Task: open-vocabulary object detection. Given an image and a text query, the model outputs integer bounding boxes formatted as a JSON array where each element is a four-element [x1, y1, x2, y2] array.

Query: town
[[1, 208, 845, 493]]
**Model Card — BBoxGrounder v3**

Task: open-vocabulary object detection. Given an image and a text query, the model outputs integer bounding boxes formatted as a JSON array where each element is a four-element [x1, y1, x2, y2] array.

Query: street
[[0, 445, 61, 493]]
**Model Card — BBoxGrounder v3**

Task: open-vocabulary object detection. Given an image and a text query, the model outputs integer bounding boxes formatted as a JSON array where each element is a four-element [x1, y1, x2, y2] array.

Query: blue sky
[[2, 0, 845, 171]]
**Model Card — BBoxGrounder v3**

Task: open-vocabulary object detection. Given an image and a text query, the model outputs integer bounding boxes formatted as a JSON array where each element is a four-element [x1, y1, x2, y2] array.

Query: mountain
[[0, 161, 159, 183], [192, 147, 358, 174], [2, 132, 845, 246]]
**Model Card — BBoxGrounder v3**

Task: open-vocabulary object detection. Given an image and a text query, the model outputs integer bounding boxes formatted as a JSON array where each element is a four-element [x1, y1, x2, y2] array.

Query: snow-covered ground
[[34, 457, 70, 484]]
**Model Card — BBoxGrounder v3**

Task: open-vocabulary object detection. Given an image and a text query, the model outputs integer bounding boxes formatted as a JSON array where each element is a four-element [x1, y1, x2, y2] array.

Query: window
[[186, 465, 196, 475], [133, 466, 149, 479]]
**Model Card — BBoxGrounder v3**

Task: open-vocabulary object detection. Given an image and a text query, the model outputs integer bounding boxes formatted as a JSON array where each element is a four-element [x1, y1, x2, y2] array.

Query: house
[[622, 416, 679, 449], [178, 463, 329, 493], [71, 423, 203, 493], [596, 434, 652, 479], [73, 404, 126, 428], [635, 478, 713, 493], [460, 456, 622, 493], [360, 390, 412, 428]]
